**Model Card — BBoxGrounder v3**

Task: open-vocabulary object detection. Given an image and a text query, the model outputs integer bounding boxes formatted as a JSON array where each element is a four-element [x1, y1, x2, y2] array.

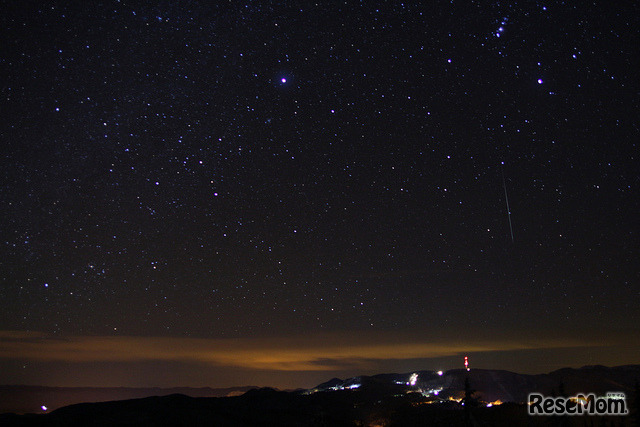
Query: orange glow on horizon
[[0, 329, 606, 372]]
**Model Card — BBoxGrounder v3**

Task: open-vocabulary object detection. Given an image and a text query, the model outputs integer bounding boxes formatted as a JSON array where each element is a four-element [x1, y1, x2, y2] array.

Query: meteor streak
[[501, 163, 514, 243]]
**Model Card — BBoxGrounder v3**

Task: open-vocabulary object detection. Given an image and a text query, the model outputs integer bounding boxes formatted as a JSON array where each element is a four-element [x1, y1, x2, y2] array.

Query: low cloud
[[0, 329, 608, 372]]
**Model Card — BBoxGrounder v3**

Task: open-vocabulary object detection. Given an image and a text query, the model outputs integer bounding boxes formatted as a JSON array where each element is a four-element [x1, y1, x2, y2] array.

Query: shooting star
[[501, 162, 514, 243]]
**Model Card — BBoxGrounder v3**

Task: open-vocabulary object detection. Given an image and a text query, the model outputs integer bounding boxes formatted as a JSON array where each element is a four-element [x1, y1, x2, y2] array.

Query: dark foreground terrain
[[0, 385, 258, 415], [0, 389, 635, 427], [1, 365, 638, 426]]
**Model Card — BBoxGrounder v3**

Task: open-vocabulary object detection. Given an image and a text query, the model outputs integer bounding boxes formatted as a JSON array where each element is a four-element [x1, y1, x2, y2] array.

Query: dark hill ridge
[[1, 390, 359, 427], [1, 365, 639, 426], [0, 385, 258, 415]]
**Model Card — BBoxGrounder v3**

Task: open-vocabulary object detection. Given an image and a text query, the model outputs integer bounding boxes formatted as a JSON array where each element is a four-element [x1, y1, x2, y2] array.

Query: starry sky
[[1, 1, 639, 389]]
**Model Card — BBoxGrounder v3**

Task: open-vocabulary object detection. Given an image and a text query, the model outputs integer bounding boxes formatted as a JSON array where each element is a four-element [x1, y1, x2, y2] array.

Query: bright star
[[537, 79, 543, 84], [281, 78, 287, 83]]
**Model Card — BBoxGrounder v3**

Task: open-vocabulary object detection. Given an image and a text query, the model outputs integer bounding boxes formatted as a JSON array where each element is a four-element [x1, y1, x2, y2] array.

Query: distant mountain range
[[1, 365, 639, 426], [312, 364, 640, 403]]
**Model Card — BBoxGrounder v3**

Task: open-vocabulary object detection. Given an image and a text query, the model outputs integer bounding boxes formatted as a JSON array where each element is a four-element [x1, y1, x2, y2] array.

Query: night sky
[[1, 1, 639, 389]]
